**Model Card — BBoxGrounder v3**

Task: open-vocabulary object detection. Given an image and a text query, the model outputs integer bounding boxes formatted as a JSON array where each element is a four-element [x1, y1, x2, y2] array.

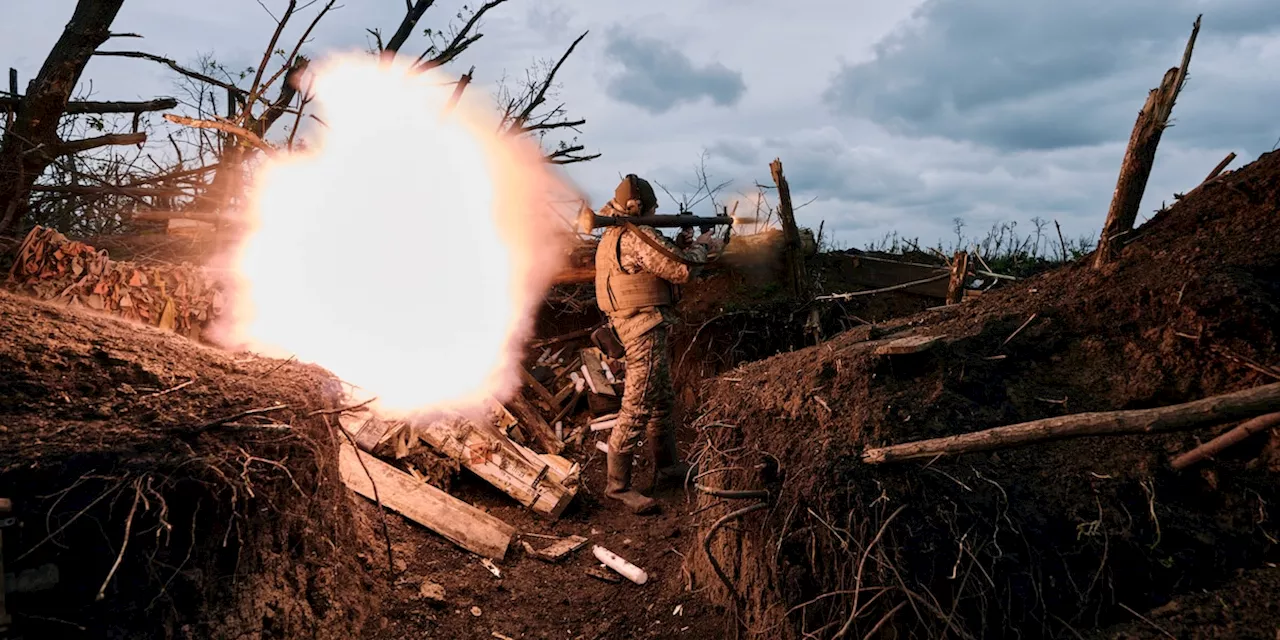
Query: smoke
[[218, 54, 574, 416]]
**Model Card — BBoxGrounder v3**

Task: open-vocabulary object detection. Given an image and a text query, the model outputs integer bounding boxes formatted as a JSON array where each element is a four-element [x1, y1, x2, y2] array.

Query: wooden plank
[[338, 443, 514, 560], [874, 335, 945, 356]]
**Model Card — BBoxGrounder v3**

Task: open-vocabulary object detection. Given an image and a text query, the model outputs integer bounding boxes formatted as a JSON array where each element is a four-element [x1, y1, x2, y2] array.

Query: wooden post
[[4, 69, 15, 131], [946, 250, 969, 305], [1093, 16, 1200, 269], [769, 158, 808, 298], [442, 65, 474, 117], [862, 381, 1280, 464]]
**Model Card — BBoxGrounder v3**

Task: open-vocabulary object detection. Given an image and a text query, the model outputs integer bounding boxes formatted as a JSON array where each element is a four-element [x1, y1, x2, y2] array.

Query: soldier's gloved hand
[[696, 230, 724, 255], [675, 227, 695, 249]]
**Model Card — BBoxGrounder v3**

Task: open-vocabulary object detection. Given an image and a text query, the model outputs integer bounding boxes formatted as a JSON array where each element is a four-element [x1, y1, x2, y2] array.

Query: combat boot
[[605, 448, 658, 514], [651, 428, 695, 489]]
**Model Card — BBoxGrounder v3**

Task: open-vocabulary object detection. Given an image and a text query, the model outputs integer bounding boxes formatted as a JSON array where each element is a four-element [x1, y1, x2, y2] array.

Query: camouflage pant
[[608, 322, 675, 456]]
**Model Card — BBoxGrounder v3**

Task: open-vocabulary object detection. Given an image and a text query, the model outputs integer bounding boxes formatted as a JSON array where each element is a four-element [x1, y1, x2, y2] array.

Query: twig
[[306, 397, 376, 417], [1000, 313, 1038, 348], [259, 355, 296, 378], [193, 404, 288, 433], [143, 378, 195, 398], [1118, 603, 1176, 639], [95, 479, 142, 600]]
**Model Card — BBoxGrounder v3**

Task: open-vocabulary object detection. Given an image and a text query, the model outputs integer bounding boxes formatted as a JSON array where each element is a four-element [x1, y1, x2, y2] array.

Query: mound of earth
[[689, 151, 1280, 638], [0, 289, 375, 638]]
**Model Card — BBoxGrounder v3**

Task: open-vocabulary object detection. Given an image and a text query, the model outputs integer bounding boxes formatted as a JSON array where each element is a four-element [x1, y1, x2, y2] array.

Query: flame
[[220, 54, 573, 415]]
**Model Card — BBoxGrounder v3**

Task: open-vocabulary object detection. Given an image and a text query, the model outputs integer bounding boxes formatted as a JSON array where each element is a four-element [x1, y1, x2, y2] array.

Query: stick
[[1001, 313, 1038, 348], [529, 325, 601, 350], [863, 381, 1280, 464], [1054, 220, 1069, 262], [815, 273, 950, 302], [142, 378, 195, 398], [1170, 412, 1280, 470], [1204, 152, 1236, 183]]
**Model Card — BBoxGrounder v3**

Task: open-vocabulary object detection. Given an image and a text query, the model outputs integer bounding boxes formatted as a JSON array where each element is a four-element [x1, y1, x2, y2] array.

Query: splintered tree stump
[[863, 381, 1280, 464], [946, 250, 969, 305], [769, 158, 808, 299], [1094, 16, 1200, 268]]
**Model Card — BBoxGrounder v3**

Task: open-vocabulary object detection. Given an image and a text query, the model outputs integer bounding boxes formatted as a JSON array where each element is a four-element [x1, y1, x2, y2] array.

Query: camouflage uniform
[[595, 175, 711, 514]]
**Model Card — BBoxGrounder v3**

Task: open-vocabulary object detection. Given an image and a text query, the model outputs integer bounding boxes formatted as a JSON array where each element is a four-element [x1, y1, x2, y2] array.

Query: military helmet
[[613, 174, 658, 215]]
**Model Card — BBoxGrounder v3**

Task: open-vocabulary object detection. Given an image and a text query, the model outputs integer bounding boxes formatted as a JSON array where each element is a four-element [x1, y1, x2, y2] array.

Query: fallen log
[[338, 443, 515, 560], [1170, 412, 1280, 471], [863, 381, 1280, 464]]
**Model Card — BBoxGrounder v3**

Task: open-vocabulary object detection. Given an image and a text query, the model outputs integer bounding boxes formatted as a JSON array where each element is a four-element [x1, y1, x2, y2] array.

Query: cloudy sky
[[3, 0, 1278, 249]]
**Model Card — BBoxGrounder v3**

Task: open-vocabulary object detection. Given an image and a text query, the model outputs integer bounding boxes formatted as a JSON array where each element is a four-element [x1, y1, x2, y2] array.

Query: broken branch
[[863, 381, 1280, 464], [1170, 412, 1280, 470]]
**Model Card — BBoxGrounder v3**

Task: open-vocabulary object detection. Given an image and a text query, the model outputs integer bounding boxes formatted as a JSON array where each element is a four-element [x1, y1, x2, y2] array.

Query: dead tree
[[0, 0, 177, 236], [1093, 15, 1200, 268], [99, 1, 334, 218]]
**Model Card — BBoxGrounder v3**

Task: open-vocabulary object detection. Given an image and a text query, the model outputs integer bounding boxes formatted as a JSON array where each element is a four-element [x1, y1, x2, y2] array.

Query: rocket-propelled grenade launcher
[[577, 208, 741, 234]]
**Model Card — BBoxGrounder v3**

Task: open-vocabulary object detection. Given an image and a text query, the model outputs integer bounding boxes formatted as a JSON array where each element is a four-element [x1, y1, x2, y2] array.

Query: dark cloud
[[823, 0, 1280, 152], [602, 29, 746, 114]]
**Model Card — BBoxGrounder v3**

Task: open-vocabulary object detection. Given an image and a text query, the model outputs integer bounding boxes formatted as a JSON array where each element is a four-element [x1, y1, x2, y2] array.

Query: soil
[[0, 288, 375, 639], [688, 151, 1280, 638]]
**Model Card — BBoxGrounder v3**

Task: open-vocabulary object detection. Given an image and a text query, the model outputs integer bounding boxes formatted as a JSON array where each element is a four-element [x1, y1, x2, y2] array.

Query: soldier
[[595, 174, 724, 514]]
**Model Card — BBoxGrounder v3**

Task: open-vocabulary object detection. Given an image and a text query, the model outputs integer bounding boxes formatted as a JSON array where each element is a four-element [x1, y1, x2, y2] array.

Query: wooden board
[[873, 335, 945, 356], [338, 443, 515, 560]]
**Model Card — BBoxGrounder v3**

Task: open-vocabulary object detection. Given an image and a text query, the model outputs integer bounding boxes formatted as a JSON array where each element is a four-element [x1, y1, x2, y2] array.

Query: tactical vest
[[595, 227, 674, 314]]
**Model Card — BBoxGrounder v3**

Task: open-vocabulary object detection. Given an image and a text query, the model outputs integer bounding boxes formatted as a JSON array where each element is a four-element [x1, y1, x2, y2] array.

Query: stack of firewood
[[6, 226, 226, 339]]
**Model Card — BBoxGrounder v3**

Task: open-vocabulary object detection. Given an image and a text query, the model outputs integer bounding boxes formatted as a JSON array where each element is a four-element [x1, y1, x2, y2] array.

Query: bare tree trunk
[[1093, 16, 1200, 269], [0, 0, 126, 236], [769, 158, 807, 299]]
